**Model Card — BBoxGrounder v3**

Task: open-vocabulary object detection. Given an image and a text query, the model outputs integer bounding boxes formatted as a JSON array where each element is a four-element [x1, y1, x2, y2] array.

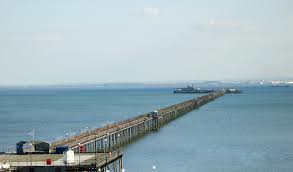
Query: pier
[[1, 90, 226, 171], [50, 91, 225, 153]]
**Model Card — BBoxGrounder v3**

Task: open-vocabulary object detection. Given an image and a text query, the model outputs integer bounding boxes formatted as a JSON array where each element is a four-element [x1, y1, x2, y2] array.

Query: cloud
[[208, 19, 257, 32], [144, 7, 161, 17], [209, 20, 216, 25]]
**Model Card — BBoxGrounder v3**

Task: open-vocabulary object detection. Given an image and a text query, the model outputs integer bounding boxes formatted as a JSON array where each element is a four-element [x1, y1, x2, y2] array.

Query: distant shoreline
[[0, 82, 292, 91]]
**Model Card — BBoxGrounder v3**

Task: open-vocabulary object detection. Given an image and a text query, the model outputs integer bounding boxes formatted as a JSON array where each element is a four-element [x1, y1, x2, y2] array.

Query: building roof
[[16, 141, 49, 145]]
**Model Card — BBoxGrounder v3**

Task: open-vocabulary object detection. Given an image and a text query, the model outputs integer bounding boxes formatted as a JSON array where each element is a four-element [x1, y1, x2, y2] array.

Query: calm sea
[[0, 87, 293, 171]]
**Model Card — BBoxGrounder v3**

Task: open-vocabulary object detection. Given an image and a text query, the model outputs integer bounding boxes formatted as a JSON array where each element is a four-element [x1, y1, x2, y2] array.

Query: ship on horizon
[[173, 85, 214, 94]]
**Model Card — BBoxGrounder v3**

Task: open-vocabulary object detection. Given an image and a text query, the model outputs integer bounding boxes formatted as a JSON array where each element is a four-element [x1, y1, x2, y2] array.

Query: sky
[[0, 0, 292, 86]]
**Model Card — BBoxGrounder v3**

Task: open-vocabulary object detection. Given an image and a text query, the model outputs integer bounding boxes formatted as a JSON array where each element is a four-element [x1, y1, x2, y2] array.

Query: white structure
[[22, 143, 35, 153], [63, 149, 75, 164], [0, 162, 11, 170]]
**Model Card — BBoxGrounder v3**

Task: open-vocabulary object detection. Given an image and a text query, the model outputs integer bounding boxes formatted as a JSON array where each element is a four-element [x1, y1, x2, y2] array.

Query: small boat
[[174, 86, 214, 94], [224, 88, 242, 93]]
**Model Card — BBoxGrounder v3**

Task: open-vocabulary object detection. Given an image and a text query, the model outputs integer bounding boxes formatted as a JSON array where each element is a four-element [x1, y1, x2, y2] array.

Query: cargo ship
[[173, 86, 214, 94]]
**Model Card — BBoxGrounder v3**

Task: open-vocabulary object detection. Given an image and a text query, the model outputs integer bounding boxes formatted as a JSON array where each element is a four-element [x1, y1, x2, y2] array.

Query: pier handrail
[[96, 147, 123, 167]]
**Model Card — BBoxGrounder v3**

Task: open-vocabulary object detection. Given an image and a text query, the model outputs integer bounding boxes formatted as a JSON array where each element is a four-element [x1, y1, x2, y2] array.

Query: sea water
[[0, 87, 292, 171]]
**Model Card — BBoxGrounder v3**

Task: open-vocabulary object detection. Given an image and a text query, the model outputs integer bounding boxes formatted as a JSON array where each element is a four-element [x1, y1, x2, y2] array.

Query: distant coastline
[[0, 80, 292, 91]]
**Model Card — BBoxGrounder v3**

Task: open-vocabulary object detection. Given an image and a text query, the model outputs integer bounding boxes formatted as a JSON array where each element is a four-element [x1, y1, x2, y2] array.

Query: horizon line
[[1, 78, 293, 88]]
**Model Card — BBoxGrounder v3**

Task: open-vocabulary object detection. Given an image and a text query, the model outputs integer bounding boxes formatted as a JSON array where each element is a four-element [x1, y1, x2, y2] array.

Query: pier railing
[[96, 147, 123, 167]]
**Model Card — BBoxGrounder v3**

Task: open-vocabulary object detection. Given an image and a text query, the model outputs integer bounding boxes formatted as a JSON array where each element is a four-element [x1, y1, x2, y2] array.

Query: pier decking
[[0, 148, 123, 172]]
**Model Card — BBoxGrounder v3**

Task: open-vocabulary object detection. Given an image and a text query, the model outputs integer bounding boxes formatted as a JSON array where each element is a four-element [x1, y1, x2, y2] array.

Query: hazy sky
[[0, 0, 292, 85]]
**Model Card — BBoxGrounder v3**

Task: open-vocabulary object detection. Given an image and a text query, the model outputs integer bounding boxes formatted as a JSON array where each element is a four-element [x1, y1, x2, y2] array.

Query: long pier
[[50, 91, 225, 153]]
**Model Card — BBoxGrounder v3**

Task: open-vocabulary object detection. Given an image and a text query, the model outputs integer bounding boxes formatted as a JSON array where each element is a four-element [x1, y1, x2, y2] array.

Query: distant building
[[16, 141, 49, 154], [16, 141, 27, 154]]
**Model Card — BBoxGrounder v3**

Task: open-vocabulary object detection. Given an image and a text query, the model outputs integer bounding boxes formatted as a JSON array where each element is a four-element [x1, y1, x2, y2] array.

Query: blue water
[[0, 88, 195, 147], [1, 87, 293, 171]]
